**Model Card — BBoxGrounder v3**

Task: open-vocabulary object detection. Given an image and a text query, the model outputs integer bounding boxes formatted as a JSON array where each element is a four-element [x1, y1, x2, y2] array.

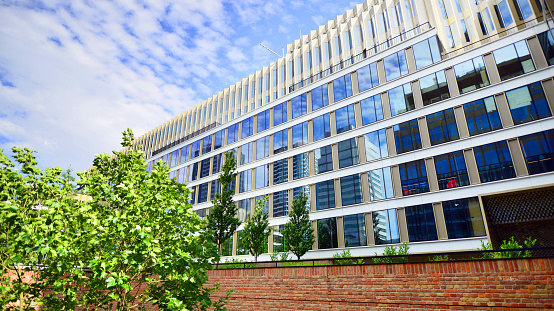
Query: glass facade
[[333, 73, 353, 102], [384, 50, 408, 81], [316, 179, 335, 210], [442, 197, 486, 239], [463, 96, 502, 136], [357, 62, 379, 92], [312, 84, 329, 111], [426, 108, 459, 146], [419, 71, 449, 106], [318, 218, 338, 249], [364, 129, 388, 161], [273, 158, 288, 185], [343, 214, 367, 247], [273, 190, 288, 217], [389, 83, 414, 116], [505, 82, 551, 125], [335, 104, 356, 134], [292, 122, 308, 148], [373, 209, 400, 245], [474, 141, 516, 183], [405, 204, 438, 242], [338, 138, 359, 169], [340, 174, 363, 206], [273, 129, 288, 154], [399, 160, 429, 196], [293, 152, 310, 180], [292, 93, 307, 119], [314, 145, 333, 174], [360, 94, 384, 126], [453, 56, 489, 95], [493, 40, 535, 81], [313, 113, 331, 142], [434, 151, 469, 190], [519, 129, 554, 175], [394, 119, 421, 154]]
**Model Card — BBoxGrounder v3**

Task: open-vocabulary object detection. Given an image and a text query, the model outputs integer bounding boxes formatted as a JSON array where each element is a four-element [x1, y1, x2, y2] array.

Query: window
[[291, 93, 307, 119], [180, 145, 189, 163], [221, 236, 232, 256], [513, 0, 534, 20], [405, 204, 438, 242], [306, 51, 312, 70], [399, 159, 429, 196], [170, 150, 179, 167], [493, 41, 535, 81], [316, 180, 335, 210], [241, 117, 253, 139], [477, 12, 488, 35], [240, 142, 253, 165], [293, 152, 309, 180], [438, 0, 448, 18], [442, 197, 486, 239], [373, 209, 400, 244], [314, 145, 333, 174], [214, 130, 224, 150], [238, 199, 251, 222], [368, 167, 394, 201], [463, 96, 502, 136], [474, 141, 516, 183], [293, 186, 310, 209], [257, 110, 270, 133], [338, 138, 359, 169], [367, 18, 376, 40], [298, 56, 303, 75], [212, 154, 222, 174], [333, 74, 353, 102], [426, 108, 459, 146], [273, 225, 287, 252], [453, 56, 489, 94], [273, 129, 288, 154], [189, 186, 196, 204], [460, 19, 470, 42], [191, 140, 201, 159], [256, 136, 270, 160], [496, 1, 514, 27], [177, 167, 186, 184], [360, 94, 383, 126], [313, 113, 331, 142], [227, 124, 239, 145], [420, 71, 449, 106], [292, 122, 308, 148], [335, 35, 342, 55], [357, 62, 379, 92], [274, 102, 288, 126], [384, 50, 408, 81], [364, 129, 388, 161], [538, 30, 554, 66], [197, 182, 208, 203], [318, 218, 338, 249], [505, 82, 551, 125], [445, 25, 455, 48], [482, 7, 495, 33], [335, 104, 356, 134], [312, 84, 329, 110], [434, 151, 469, 190], [255, 164, 269, 189], [201, 136, 212, 155], [394, 119, 421, 154], [210, 180, 221, 200], [388, 83, 414, 116], [273, 158, 288, 185], [239, 169, 252, 193], [343, 214, 367, 247], [412, 37, 442, 69], [340, 174, 363, 206], [289, 60, 294, 79], [519, 129, 554, 175], [200, 159, 210, 178], [273, 190, 288, 217], [236, 231, 248, 255]]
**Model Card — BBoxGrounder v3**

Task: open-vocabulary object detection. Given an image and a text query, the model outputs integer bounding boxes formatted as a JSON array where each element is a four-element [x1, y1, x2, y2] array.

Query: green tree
[[242, 196, 270, 262], [206, 151, 241, 257], [281, 191, 314, 260], [0, 129, 227, 311]]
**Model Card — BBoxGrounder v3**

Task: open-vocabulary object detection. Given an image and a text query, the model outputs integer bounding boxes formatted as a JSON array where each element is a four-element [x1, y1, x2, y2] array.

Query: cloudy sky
[[0, 0, 358, 173]]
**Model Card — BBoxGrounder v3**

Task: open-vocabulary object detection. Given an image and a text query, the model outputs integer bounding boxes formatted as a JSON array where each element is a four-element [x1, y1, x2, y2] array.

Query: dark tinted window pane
[[241, 117, 254, 139], [519, 129, 554, 175], [426, 108, 459, 146], [340, 174, 363, 206], [344, 214, 367, 247], [191, 140, 201, 158], [318, 218, 338, 249], [292, 122, 308, 148], [420, 71, 449, 106], [273, 190, 288, 217], [505, 82, 551, 125], [394, 119, 421, 154], [189, 162, 198, 182], [273, 129, 288, 154], [293, 152, 309, 180], [292, 93, 307, 119], [434, 151, 470, 190], [273, 225, 287, 252], [274, 102, 288, 126], [273, 158, 288, 185], [197, 182, 209, 203], [212, 154, 222, 174], [399, 159, 429, 196], [227, 124, 239, 145], [200, 159, 211, 178], [311, 84, 329, 111], [313, 113, 331, 142], [373, 209, 400, 245], [493, 40, 535, 81], [180, 145, 190, 163], [239, 169, 252, 193], [405, 204, 438, 242], [214, 130, 224, 150], [338, 138, 359, 169], [335, 104, 356, 134], [538, 30, 554, 66], [463, 96, 502, 136], [236, 231, 248, 255], [360, 94, 384, 125], [202, 135, 212, 154], [473, 141, 516, 182], [453, 56, 489, 94], [315, 145, 333, 174], [210, 180, 221, 200], [442, 197, 486, 239], [316, 179, 335, 210]]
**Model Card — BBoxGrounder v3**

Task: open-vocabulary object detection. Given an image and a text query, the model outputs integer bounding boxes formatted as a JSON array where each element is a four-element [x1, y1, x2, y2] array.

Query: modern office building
[[123, 0, 554, 260]]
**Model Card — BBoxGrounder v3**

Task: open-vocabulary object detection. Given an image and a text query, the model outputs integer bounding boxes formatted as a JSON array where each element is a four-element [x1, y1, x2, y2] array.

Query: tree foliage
[[281, 191, 314, 260], [242, 196, 270, 262], [0, 129, 226, 311], [206, 151, 240, 256]]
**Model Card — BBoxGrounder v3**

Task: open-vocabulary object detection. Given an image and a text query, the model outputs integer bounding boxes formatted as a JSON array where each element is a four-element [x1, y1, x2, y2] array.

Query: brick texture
[[206, 258, 554, 311]]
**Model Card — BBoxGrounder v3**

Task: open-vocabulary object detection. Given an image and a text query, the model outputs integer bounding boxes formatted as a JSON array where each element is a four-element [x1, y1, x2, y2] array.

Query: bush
[[478, 236, 536, 259], [373, 242, 410, 263], [333, 250, 364, 265]]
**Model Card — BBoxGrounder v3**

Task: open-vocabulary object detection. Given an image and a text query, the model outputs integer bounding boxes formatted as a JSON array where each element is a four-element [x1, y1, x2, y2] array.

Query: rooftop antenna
[[259, 43, 283, 58]]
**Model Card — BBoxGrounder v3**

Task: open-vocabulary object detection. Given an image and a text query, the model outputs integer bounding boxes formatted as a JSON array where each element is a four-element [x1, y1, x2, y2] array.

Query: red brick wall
[[206, 258, 554, 310]]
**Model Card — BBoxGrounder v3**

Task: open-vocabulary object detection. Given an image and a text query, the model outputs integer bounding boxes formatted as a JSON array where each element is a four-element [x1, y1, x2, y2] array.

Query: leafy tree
[[281, 191, 314, 260], [0, 129, 227, 311], [206, 151, 241, 257], [242, 196, 270, 262]]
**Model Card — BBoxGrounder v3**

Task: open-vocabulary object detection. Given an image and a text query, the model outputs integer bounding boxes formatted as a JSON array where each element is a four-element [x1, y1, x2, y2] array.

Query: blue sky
[[0, 0, 358, 173]]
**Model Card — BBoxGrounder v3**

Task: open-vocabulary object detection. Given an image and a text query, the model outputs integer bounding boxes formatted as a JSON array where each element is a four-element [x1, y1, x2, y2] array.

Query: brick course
[[206, 258, 554, 310]]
